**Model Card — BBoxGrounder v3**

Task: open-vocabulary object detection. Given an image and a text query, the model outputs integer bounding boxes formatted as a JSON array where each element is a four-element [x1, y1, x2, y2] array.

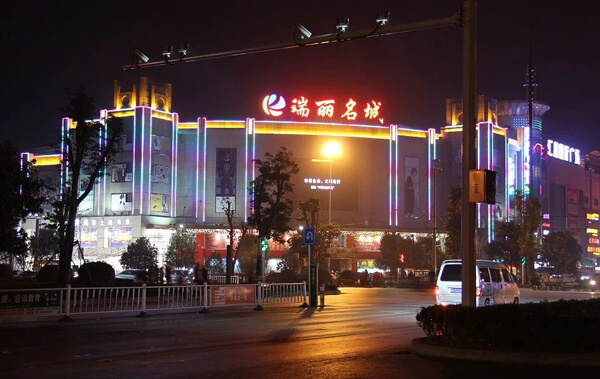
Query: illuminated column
[[100, 109, 108, 216], [134, 106, 152, 215], [244, 118, 256, 222], [170, 113, 179, 218], [197, 117, 207, 222], [389, 125, 398, 226]]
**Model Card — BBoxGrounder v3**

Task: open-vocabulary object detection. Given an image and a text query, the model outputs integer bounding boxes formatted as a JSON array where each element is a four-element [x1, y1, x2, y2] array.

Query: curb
[[410, 337, 600, 368]]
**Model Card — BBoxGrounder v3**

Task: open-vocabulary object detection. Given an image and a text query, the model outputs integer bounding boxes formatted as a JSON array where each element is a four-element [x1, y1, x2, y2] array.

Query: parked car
[[115, 269, 147, 283], [170, 269, 193, 284], [13, 271, 38, 281], [435, 259, 520, 306]]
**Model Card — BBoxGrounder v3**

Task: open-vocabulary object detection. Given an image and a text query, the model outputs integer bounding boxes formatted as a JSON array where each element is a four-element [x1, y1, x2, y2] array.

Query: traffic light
[[521, 256, 526, 265], [398, 254, 405, 263], [261, 238, 269, 252]]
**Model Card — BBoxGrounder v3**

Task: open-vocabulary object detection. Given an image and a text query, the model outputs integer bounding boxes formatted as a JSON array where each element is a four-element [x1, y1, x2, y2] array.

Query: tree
[[30, 227, 59, 268], [221, 196, 250, 283], [164, 228, 196, 269], [0, 142, 45, 269], [514, 190, 542, 278], [379, 233, 401, 277], [415, 235, 443, 270], [119, 237, 158, 270], [542, 231, 582, 275], [443, 186, 462, 259], [288, 223, 341, 264], [482, 221, 521, 266], [49, 87, 123, 285], [277, 251, 301, 271], [248, 146, 299, 281]]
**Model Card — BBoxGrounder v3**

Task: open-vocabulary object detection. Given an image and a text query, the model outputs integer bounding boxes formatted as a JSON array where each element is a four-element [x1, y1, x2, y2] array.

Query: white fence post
[[60, 284, 72, 321], [254, 282, 263, 311], [199, 283, 209, 313], [300, 281, 308, 308], [136, 283, 149, 318]]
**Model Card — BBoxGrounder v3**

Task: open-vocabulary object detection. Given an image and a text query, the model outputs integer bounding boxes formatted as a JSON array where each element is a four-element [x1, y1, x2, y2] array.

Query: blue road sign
[[303, 227, 316, 245]]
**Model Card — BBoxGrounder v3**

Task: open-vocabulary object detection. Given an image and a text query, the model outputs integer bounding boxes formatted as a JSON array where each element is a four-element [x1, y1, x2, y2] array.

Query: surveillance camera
[[131, 48, 149, 63], [294, 23, 312, 39], [376, 11, 390, 26], [178, 42, 189, 58], [162, 45, 174, 59], [336, 17, 350, 33]]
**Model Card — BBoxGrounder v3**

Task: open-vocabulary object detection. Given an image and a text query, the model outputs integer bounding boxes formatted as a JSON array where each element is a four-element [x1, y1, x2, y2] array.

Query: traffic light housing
[[469, 169, 496, 204], [261, 238, 269, 252], [521, 256, 526, 265]]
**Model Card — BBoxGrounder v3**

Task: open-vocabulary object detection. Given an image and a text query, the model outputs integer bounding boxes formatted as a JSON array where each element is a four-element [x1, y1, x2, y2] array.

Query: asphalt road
[[1, 287, 597, 379]]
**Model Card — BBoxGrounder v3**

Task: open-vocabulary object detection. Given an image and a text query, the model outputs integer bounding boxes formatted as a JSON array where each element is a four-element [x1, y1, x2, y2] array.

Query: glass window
[[502, 268, 514, 283], [479, 267, 491, 283], [440, 264, 461, 281], [490, 268, 502, 283]]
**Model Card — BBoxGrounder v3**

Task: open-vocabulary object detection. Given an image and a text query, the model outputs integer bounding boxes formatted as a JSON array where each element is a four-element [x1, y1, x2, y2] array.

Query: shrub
[[0, 264, 13, 279], [416, 299, 600, 352], [338, 270, 357, 286], [77, 262, 115, 286], [37, 265, 60, 282], [372, 272, 385, 286]]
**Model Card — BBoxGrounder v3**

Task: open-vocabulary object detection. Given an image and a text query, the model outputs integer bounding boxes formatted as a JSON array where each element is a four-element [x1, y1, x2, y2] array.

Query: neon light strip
[[202, 118, 207, 223], [102, 110, 108, 216], [252, 119, 256, 211], [477, 123, 481, 229], [147, 114, 153, 214], [395, 127, 398, 226], [505, 128, 509, 221], [388, 128, 394, 226], [140, 108, 145, 214], [132, 110, 137, 214], [195, 117, 201, 219], [244, 119, 251, 222], [488, 122, 492, 242], [171, 113, 177, 217]]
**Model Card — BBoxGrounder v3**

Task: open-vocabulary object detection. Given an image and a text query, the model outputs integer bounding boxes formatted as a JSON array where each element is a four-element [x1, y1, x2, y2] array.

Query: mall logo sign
[[547, 139, 581, 165]]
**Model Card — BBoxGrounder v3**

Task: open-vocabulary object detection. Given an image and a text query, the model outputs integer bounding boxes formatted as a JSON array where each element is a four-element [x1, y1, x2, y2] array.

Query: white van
[[435, 259, 520, 306]]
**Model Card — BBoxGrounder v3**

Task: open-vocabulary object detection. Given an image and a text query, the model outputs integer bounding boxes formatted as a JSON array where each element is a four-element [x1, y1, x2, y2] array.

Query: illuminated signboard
[[261, 93, 385, 125], [547, 139, 581, 165], [304, 177, 341, 190], [588, 213, 600, 221]]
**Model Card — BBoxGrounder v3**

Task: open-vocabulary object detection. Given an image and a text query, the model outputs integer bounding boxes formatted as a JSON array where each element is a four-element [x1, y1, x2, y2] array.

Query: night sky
[[2, 1, 598, 153]]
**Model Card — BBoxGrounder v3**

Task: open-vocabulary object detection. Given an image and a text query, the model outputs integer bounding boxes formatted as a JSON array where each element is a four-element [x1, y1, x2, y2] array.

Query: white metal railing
[[209, 275, 244, 284], [1, 282, 307, 320]]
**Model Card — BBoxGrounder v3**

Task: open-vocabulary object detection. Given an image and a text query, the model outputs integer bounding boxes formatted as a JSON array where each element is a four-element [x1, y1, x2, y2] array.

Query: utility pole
[[432, 159, 441, 276], [461, 0, 477, 307]]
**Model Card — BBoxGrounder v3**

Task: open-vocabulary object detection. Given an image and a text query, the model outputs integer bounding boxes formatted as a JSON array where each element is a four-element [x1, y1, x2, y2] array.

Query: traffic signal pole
[[461, 0, 478, 307]]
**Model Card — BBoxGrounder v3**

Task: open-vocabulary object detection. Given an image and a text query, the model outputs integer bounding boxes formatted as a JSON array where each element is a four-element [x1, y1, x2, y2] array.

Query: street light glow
[[322, 142, 341, 157]]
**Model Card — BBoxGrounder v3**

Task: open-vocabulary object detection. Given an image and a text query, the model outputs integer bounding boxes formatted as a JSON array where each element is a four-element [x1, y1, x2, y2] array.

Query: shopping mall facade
[[22, 77, 600, 273]]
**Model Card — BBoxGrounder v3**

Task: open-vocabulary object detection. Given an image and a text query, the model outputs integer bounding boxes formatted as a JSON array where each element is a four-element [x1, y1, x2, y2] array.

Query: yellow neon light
[[587, 213, 600, 221], [492, 126, 506, 136], [178, 122, 198, 130], [255, 121, 389, 139], [397, 129, 427, 139], [31, 154, 61, 166], [110, 110, 135, 118], [151, 110, 173, 121], [205, 121, 245, 129]]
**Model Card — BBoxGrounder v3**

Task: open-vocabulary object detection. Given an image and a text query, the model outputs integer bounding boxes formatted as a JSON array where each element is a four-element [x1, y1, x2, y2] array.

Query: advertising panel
[[404, 157, 420, 218], [79, 228, 98, 249], [216, 148, 236, 197], [211, 286, 255, 306], [151, 165, 170, 184], [151, 193, 169, 213], [566, 187, 580, 238], [108, 227, 132, 248], [111, 163, 132, 183], [0, 290, 61, 318], [152, 135, 171, 156], [79, 175, 94, 212], [111, 193, 132, 212]]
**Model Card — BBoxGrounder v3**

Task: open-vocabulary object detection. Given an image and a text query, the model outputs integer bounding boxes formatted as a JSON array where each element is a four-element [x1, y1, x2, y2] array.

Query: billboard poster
[[151, 193, 168, 213], [566, 187, 579, 238], [211, 286, 255, 306], [216, 196, 235, 213], [152, 135, 171, 156], [216, 148, 236, 197], [111, 193, 132, 212], [111, 163, 132, 183], [79, 228, 98, 249], [108, 227, 132, 248], [404, 157, 420, 218], [151, 165, 170, 184], [0, 290, 61, 318], [79, 175, 94, 212]]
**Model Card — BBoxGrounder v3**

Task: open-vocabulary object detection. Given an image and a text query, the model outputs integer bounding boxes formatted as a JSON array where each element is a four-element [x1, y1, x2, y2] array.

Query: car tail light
[[476, 287, 481, 297], [434, 286, 440, 296]]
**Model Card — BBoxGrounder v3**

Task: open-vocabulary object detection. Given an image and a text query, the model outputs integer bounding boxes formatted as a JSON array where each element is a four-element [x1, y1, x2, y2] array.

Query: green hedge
[[416, 299, 600, 352]]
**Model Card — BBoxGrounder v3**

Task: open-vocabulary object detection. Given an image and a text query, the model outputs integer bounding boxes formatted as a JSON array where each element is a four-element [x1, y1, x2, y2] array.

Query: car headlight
[[591, 280, 596, 286]]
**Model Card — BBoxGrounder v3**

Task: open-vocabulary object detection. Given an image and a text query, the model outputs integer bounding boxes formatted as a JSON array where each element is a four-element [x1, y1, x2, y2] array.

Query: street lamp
[[313, 142, 341, 224]]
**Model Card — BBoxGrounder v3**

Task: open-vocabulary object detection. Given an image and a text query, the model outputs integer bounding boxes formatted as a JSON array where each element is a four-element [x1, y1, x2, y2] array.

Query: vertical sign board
[[303, 227, 317, 307], [0, 290, 61, 318]]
